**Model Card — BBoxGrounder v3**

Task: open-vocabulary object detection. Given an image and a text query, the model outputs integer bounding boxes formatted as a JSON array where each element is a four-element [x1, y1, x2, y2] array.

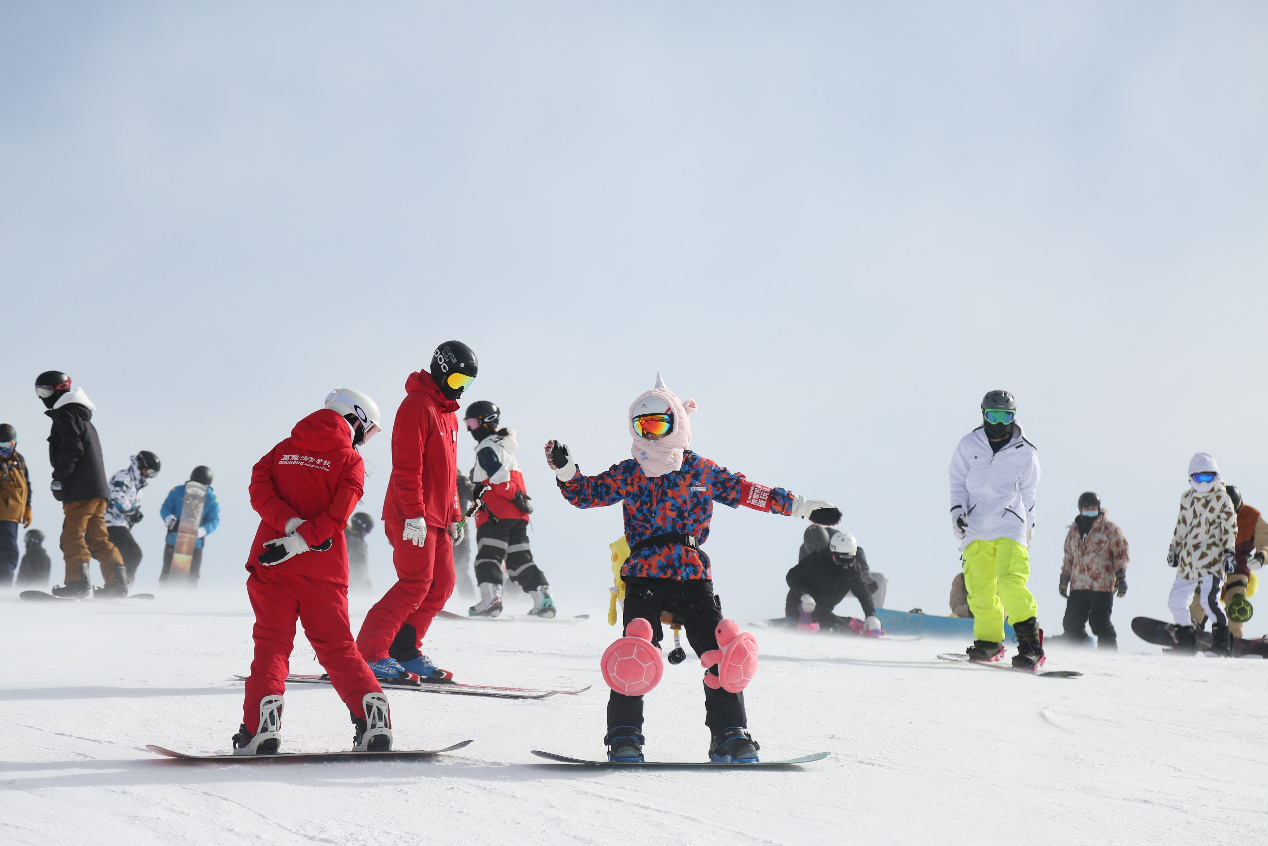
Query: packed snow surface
[[3, 588, 1265, 846]]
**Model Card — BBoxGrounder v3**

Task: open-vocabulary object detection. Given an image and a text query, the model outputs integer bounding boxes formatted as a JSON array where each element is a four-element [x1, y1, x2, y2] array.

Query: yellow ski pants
[[963, 538, 1038, 642]]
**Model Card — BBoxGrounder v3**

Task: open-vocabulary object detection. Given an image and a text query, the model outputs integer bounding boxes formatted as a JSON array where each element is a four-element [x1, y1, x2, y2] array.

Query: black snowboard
[[530, 750, 829, 768], [936, 653, 1082, 678], [147, 739, 472, 763], [1130, 616, 1268, 658], [21, 590, 155, 602]]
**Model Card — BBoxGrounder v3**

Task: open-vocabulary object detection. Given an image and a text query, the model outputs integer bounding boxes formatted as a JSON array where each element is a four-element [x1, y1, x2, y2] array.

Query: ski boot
[[1209, 623, 1233, 657], [709, 726, 760, 764], [397, 654, 454, 681], [352, 692, 392, 752], [95, 580, 128, 599], [604, 726, 645, 763], [965, 640, 1005, 662], [527, 585, 556, 618], [51, 580, 90, 599], [1163, 624, 1198, 655], [1011, 618, 1046, 670], [366, 657, 422, 686], [469, 582, 503, 617], [233, 695, 283, 755]]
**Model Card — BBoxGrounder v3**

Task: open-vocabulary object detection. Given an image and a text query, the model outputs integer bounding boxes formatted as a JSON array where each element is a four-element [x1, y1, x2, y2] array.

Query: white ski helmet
[[829, 531, 858, 558], [1188, 452, 1220, 494], [325, 388, 382, 446]]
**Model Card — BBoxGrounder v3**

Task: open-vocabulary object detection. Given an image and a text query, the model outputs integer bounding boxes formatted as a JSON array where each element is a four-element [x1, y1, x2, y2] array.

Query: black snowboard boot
[[51, 580, 90, 599], [965, 640, 1005, 662], [95, 580, 128, 599], [604, 726, 645, 763], [1165, 624, 1198, 654], [709, 727, 760, 764], [1210, 623, 1233, 657], [1012, 618, 1046, 670]]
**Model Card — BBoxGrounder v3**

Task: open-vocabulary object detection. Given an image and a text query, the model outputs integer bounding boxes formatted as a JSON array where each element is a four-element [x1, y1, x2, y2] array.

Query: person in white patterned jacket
[[104, 451, 161, 584], [1166, 452, 1238, 655]]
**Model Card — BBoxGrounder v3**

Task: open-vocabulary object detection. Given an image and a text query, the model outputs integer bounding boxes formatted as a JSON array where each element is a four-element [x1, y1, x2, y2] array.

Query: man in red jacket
[[357, 341, 478, 682], [235, 388, 391, 755]]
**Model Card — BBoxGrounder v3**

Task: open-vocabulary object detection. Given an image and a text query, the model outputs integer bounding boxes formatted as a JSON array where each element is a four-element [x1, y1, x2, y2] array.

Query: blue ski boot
[[709, 727, 760, 763], [604, 726, 645, 763], [397, 655, 454, 681], [366, 657, 421, 685]]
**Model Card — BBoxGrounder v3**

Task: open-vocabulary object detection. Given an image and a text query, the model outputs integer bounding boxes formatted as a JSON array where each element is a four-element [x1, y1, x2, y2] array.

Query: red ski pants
[[355, 518, 455, 661], [243, 567, 381, 728]]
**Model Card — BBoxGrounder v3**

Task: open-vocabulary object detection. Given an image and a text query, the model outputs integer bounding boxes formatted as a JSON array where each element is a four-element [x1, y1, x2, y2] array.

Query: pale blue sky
[[4, 3, 1267, 626]]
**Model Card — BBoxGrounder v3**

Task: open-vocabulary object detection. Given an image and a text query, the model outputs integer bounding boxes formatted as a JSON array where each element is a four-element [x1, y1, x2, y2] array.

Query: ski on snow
[[235, 674, 592, 700], [530, 750, 830, 769], [936, 653, 1081, 678], [437, 610, 590, 622], [20, 590, 155, 602], [147, 739, 473, 763]]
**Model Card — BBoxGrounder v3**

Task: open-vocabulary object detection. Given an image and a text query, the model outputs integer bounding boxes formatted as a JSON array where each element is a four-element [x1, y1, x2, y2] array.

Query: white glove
[[951, 507, 967, 540], [1253, 552, 1265, 571], [545, 440, 578, 482], [403, 518, 427, 547], [864, 615, 882, 635], [261, 531, 310, 565], [448, 520, 465, 546], [284, 517, 304, 534], [800, 594, 816, 614], [196, 527, 207, 539], [790, 496, 841, 525], [165, 515, 179, 531]]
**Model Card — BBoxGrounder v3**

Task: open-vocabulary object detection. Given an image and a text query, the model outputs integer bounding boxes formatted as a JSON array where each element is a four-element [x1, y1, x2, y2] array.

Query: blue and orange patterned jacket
[[558, 451, 794, 580]]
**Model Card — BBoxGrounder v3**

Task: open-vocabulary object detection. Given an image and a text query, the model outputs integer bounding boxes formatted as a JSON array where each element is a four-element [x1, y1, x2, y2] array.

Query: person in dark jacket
[[784, 526, 883, 634], [17, 529, 52, 587], [345, 512, 374, 593], [35, 371, 127, 598], [0, 423, 34, 587]]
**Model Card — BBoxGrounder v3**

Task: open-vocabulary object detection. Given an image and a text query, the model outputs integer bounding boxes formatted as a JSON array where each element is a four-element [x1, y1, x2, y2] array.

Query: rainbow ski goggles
[[446, 372, 474, 391], [983, 409, 1016, 425], [633, 413, 674, 440]]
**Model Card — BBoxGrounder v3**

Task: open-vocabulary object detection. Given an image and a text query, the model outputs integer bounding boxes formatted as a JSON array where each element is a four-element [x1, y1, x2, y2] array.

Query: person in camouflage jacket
[[1059, 492, 1129, 648], [1166, 453, 1237, 655]]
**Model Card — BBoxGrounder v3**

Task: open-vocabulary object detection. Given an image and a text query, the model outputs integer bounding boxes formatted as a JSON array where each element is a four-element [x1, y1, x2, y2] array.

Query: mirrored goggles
[[1191, 471, 1217, 484], [466, 413, 497, 431], [142, 467, 158, 478], [633, 413, 674, 440], [983, 409, 1016, 425], [35, 385, 56, 399], [446, 372, 474, 391], [362, 422, 382, 443], [0, 441, 14, 456]]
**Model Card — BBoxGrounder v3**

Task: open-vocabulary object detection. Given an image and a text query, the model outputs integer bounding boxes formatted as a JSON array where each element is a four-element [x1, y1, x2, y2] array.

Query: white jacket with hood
[[949, 423, 1040, 550]]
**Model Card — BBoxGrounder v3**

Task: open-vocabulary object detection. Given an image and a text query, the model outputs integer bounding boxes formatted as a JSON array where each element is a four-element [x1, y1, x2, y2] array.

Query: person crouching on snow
[[545, 374, 841, 764]]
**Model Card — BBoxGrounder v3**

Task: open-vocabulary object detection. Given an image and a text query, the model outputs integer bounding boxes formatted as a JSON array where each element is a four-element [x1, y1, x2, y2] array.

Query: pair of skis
[[234, 673, 591, 701]]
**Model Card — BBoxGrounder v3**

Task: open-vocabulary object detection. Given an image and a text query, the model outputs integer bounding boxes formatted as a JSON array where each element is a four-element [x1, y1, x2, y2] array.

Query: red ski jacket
[[383, 370, 461, 529], [246, 408, 365, 583]]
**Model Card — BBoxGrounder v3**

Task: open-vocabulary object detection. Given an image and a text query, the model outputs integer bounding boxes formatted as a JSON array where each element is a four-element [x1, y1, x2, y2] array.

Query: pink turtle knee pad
[[601, 618, 664, 696], [699, 619, 759, 693]]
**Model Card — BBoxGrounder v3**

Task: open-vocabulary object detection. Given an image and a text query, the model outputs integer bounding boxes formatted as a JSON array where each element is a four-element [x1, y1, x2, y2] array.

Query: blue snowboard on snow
[[874, 608, 1014, 640]]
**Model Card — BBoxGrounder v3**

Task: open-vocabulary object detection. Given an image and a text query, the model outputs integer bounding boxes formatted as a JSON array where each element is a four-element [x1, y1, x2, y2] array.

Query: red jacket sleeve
[[249, 447, 301, 535], [390, 395, 428, 519], [298, 454, 365, 547]]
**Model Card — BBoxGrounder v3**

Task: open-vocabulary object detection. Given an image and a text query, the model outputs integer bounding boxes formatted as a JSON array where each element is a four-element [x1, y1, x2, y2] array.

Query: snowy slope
[[3, 588, 1265, 846]]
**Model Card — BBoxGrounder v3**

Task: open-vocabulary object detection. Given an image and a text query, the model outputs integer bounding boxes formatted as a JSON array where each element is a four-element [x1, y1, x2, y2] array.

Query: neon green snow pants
[[963, 538, 1038, 642]]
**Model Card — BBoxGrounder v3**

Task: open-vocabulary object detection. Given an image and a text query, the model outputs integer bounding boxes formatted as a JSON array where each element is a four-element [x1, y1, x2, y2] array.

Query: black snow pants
[[473, 518, 548, 592], [609, 576, 745, 734], [107, 526, 144, 583], [1062, 589, 1117, 649]]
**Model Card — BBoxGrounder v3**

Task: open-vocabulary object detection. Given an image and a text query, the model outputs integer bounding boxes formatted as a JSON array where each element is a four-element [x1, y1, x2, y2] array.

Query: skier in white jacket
[[949, 390, 1045, 669]]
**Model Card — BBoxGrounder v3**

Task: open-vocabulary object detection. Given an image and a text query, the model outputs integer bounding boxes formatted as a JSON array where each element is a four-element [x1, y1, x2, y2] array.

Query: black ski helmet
[[981, 390, 1017, 412], [35, 370, 72, 409], [137, 451, 161, 476], [191, 466, 213, 486], [430, 341, 478, 401], [350, 512, 375, 535], [1078, 491, 1101, 510], [1227, 484, 1243, 513], [0, 423, 15, 443], [463, 400, 501, 441], [26, 529, 45, 546]]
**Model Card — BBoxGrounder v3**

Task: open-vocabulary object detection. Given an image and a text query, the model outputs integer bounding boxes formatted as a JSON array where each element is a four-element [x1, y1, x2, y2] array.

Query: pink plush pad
[[699, 620, 759, 693], [601, 620, 664, 696]]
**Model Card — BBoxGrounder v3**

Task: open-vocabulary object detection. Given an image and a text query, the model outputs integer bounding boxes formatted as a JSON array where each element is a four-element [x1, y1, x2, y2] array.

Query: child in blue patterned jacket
[[545, 374, 841, 764]]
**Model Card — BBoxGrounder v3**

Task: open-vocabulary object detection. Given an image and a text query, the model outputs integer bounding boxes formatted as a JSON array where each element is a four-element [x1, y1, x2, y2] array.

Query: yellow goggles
[[446, 372, 474, 391]]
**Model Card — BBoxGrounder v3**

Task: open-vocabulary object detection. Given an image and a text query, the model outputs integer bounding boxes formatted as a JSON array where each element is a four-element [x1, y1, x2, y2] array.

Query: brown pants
[[61, 498, 124, 585], [1191, 574, 1250, 638]]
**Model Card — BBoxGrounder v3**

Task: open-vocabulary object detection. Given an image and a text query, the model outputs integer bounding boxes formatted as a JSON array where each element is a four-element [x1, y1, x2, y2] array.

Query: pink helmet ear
[[714, 619, 740, 645], [626, 618, 654, 641]]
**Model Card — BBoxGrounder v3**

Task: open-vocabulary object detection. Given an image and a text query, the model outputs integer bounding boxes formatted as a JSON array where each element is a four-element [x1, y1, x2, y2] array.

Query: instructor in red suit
[[357, 341, 479, 682]]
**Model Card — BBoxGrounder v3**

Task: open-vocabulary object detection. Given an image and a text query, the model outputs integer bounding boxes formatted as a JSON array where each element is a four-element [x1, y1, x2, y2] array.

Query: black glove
[[513, 491, 534, 515], [132, 509, 144, 526], [1115, 570, 1127, 598], [810, 506, 842, 526], [1059, 572, 1069, 599], [50, 480, 64, 502], [1166, 544, 1178, 568], [1221, 550, 1236, 575], [313, 538, 333, 552], [546, 440, 571, 470], [257, 544, 289, 565], [472, 481, 489, 502]]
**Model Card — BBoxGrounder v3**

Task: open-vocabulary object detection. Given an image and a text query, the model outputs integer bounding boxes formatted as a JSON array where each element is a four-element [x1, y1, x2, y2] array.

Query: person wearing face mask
[[1188, 484, 1267, 640], [1166, 453, 1238, 656], [0, 423, 33, 587], [948, 390, 1044, 669], [545, 373, 841, 763], [1059, 492, 1129, 649]]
